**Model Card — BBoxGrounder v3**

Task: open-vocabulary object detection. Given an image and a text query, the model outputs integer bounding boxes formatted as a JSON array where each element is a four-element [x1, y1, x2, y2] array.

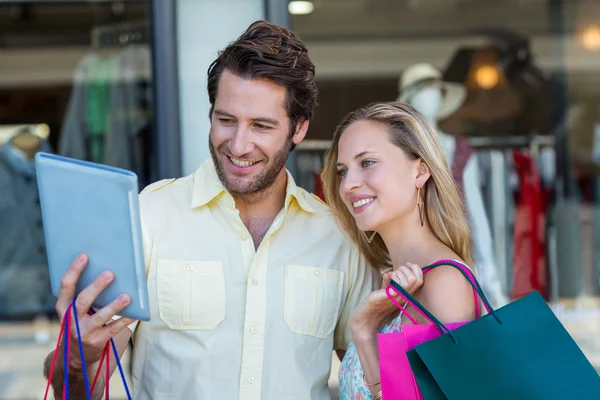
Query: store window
[[291, 0, 600, 373], [0, 1, 153, 396]]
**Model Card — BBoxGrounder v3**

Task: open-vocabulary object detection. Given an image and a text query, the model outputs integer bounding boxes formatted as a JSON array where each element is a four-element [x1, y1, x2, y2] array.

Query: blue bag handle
[[62, 298, 132, 400]]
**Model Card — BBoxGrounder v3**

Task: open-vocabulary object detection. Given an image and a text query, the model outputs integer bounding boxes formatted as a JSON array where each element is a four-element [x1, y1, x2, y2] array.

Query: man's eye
[[255, 124, 271, 131], [219, 118, 234, 125]]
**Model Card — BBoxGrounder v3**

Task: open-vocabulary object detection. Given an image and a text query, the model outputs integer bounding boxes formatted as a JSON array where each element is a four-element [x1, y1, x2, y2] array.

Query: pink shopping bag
[[378, 260, 488, 400]]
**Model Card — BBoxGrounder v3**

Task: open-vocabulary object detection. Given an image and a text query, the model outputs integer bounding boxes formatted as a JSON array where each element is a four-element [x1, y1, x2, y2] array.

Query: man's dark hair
[[207, 20, 318, 138]]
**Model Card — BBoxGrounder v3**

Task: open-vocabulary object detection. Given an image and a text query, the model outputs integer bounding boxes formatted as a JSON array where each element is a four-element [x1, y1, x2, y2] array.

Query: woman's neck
[[378, 217, 445, 269]]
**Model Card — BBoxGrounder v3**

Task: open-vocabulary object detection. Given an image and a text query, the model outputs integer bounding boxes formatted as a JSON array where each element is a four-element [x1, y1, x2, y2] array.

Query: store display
[[399, 63, 509, 309]]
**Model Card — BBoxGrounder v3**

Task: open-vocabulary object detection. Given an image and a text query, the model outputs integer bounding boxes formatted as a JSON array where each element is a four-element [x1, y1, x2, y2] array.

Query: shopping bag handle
[[423, 259, 492, 315], [386, 260, 487, 325], [386, 260, 502, 343], [44, 298, 133, 400]]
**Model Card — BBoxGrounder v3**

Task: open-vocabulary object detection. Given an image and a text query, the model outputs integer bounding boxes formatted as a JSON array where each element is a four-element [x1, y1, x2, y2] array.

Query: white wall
[[176, 0, 265, 176]]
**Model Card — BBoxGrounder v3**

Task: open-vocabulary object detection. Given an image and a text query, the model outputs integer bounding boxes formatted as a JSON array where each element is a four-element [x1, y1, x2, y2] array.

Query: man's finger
[[74, 270, 115, 317], [56, 254, 88, 317], [96, 317, 137, 344], [88, 294, 131, 330]]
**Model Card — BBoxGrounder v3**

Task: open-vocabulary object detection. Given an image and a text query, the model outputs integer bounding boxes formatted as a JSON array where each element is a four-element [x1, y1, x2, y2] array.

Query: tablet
[[35, 152, 150, 321]]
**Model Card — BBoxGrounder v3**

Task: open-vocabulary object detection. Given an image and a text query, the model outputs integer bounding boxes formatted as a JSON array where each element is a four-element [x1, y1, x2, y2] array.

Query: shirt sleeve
[[333, 246, 380, 350]]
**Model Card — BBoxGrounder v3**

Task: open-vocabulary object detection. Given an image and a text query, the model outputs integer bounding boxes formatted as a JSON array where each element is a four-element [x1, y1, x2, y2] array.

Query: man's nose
[[229, 126, 253, 157]]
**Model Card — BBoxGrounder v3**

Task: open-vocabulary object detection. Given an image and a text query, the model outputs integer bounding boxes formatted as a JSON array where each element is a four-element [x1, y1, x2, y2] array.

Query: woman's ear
[[415, 159, 431, 188]]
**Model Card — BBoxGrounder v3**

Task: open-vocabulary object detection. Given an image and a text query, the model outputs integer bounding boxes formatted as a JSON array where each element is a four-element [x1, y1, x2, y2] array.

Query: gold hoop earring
[[361, 230, 377, 244], [417, 186, 425, 227]]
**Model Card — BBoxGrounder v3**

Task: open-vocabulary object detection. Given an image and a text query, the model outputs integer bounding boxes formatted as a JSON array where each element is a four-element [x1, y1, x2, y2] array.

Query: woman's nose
[[340, 169, 361, 195]]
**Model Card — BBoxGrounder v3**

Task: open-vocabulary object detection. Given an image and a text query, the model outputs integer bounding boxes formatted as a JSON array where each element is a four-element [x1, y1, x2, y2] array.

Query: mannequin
[[400, 70, 509, 308], [10, 128, 41, 160], [0, 132, 55, 318]]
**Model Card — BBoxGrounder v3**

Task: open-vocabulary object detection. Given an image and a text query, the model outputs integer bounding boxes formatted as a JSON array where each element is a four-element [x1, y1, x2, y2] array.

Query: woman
[[322, 102, 478, 399]]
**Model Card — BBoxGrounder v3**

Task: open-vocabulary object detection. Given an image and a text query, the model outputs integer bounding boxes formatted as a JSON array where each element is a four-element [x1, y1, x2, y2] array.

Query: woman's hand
[[349, 263, 423, 340]]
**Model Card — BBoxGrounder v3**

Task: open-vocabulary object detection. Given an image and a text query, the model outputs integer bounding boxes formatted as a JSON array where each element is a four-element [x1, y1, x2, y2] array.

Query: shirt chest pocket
[[156, 259, 226, 331], [283, 264, 344, 339]]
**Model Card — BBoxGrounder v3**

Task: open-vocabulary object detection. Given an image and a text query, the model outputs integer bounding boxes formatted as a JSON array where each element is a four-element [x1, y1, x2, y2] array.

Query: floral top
[[338, 313, 404, 400]]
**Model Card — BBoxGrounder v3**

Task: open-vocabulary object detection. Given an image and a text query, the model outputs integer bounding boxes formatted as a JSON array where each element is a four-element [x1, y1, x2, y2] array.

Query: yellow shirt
[[129, 160, 378, 400]]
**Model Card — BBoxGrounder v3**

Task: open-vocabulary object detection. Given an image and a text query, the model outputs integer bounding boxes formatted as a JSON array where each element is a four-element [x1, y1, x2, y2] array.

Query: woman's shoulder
[[417, 258, 477, 323], [422, 257, 473, 288]]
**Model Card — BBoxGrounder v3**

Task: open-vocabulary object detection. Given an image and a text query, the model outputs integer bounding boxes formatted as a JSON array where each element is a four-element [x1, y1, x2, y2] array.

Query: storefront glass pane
[[0, 1, 152, 397], [291, 0, 600, 377]]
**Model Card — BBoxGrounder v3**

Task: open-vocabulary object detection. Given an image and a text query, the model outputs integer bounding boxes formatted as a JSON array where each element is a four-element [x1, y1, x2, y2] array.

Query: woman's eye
[[336, 168, 347, 177], [361, 160, 375, 168]]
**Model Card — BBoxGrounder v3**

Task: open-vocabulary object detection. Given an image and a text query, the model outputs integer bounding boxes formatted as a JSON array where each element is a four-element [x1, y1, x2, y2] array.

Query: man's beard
[[209, 134, 293, 202]]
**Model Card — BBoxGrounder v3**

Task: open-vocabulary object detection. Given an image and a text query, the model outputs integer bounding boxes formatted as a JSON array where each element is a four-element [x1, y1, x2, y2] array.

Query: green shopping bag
[[390, 260, 600, 400]]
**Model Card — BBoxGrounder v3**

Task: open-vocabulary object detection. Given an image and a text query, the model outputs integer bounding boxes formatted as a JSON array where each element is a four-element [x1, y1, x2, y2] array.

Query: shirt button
[[250, 326, 257, 334], [247, 376, 255, 384], [252, 279, 258, 285], [241, 233, 249, 240], [315, 269, 321, 276], [186, 264, 194, 271]]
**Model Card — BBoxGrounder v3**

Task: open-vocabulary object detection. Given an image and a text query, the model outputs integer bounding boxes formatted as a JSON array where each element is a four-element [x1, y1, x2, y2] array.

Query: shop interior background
[[1, 0, 599, 398]]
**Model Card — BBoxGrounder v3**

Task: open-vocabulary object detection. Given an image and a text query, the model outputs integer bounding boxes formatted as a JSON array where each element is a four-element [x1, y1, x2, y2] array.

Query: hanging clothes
[[511, 150, 548, 300], [104, 45, 152, 186], [443, 133, 508, 308], [313, 171, 325, 202], [59, 54, 100, 162], [58, 47, 152, 185], [450, 137, 474, 202], [86, 57, 117, 163]]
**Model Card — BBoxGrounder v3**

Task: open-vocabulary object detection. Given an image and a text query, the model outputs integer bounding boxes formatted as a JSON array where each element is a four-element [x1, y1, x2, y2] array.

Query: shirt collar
[[191, 159, 315, 214]]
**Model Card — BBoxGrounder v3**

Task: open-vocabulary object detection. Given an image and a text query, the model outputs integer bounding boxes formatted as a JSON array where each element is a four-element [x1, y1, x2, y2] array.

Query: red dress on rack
[[314, 171, 326, 202], [511, 150, 548, 300]]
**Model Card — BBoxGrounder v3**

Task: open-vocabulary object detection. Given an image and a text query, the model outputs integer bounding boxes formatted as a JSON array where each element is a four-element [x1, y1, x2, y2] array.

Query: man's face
[[209, 70, 306, 198]]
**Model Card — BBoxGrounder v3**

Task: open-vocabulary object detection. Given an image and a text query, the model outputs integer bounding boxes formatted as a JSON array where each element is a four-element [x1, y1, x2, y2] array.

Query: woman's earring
[[417, 186, 425, 227], [361, 230, 377, 244]]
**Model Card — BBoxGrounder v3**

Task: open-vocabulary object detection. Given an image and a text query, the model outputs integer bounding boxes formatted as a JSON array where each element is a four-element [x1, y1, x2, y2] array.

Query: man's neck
[[233, 170, 288, 248]]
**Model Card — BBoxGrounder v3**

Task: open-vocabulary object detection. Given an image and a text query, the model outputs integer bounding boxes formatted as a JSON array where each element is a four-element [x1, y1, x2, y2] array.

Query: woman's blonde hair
[[322, 101, 474, 270]]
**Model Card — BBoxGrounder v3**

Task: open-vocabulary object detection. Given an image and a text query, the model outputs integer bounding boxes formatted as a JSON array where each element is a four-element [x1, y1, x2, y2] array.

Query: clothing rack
[[296, 139, 332, 152], [297, 136, 555, 152], [468, 135, 555, 150], [90, 21, 149, 48]]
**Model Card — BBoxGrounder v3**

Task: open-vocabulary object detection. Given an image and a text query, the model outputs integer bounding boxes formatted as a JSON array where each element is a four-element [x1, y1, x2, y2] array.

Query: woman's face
[[336, 120, 427, 233]]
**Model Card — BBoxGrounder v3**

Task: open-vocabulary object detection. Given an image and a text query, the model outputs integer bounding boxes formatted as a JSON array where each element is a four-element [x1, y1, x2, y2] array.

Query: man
[[44, 20, 378, 399]]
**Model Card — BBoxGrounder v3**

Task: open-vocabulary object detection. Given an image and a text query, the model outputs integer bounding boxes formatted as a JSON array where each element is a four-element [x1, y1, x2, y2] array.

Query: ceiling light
[[581, 25, 600, 51], [289, 1, 314, 15]]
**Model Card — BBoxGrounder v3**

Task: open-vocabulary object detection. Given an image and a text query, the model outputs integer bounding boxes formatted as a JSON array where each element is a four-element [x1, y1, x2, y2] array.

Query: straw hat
[[397, 63, 466, 120]]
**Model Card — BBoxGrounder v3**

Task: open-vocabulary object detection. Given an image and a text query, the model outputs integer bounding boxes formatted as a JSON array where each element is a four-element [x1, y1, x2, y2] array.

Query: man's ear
[[292, 120, 310, 145]]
